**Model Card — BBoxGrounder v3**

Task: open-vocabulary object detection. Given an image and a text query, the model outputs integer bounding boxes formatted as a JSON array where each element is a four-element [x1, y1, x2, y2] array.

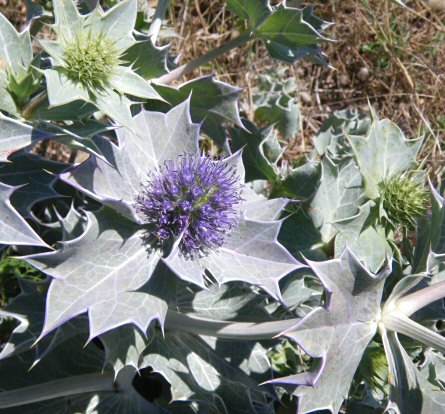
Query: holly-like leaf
[[309, 157, 364, 245], [123, 39, 168, 80], [255, 5, 331, 65], [230, 119, 283, 182], [23, 208, 172, 340], [61, 99, 199, 222], [0, 115, 50, 161], [153, 76, 244, 148], [270, 247, 388, 414], [347, 111, 423, 199], [253, 70, 300, 139], [313, 108, 370, 161], [0, 182, 48, 247], [226, 0, 271, 28], [199, 217, 302, 301], [334, 201, 391, 272]]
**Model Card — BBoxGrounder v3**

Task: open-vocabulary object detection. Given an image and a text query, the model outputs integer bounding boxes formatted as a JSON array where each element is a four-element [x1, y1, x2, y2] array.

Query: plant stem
[[21, 90, 48, 120], [395, 280, 445, 317], [0, 372, 114, 409], [165, 310, 299, 340], [382, 311, 445, 354], [157, 31, 253, 84], [147, 0, 169, 44]]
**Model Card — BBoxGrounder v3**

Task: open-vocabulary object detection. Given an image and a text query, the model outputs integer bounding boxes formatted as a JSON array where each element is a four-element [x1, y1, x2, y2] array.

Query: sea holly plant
[[0, 1, 444, 414]]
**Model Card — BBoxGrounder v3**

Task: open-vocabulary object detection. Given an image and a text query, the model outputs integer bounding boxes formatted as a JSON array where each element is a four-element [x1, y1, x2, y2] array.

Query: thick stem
[[157, 31, 253, 84], [165, 310, 299, 340], [20, 90, 48, 120], [147, 0, 169, 44], [0, 372, 114, 409], [382, 311, 445, 354], [395, 280, 445, 317]]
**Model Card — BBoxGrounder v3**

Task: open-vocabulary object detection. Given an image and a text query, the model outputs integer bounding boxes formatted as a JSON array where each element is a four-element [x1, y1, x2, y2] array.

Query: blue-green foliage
[[0, 1, 443, 414]]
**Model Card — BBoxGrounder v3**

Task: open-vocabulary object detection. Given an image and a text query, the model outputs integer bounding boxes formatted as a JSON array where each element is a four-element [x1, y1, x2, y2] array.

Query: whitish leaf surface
[[200, 218, 302, 300], [348, 114, 423, 199], [382, 329, 445, 414], [0, 12, 32, 75], [23, 208, 171, 339], [271, 247, 388, 414], [153, 76, 243, 148], [0, 115, 50, 161], [334, 201, 391, 272], [61, 100, 199, 222], [140, 329, 274, 414], [0, 182, 48, 247], [309, 157, 364, 244]]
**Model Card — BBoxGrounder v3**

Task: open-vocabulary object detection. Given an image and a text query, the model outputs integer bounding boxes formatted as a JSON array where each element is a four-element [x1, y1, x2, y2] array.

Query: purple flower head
[[135, 153, 242, 259]]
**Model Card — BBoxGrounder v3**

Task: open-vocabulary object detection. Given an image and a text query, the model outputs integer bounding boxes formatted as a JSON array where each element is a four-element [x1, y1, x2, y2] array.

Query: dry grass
[[1, 0, 444, 180], [165, 0, 445, 179]]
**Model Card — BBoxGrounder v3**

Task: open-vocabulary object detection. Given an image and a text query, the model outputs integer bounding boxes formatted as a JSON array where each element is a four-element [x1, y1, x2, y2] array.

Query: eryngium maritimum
[[136, 154, 242, 259]]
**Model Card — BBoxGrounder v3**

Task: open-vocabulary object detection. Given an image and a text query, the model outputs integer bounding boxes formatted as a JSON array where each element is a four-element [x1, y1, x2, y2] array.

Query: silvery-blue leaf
[[61, 99, 199, 222], [270, 247, 388, 414], [334, 201, 391, 272], [347, 110, 423, 199], [309, 157, 364, 245], [0, 115, 50, 161], [226, 0, 271, 28], [23, 208, 169, 339], [0, 182, 48, 247], [199, 217, 303, 300]]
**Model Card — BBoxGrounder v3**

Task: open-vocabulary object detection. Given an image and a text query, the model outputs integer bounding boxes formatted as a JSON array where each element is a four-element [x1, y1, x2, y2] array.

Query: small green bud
[[379, 172, 428, 229], [63, 32, 120, 89]]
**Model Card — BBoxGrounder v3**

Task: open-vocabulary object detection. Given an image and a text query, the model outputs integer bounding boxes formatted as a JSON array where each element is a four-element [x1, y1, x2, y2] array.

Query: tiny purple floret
[[136, 154, 242, 259]]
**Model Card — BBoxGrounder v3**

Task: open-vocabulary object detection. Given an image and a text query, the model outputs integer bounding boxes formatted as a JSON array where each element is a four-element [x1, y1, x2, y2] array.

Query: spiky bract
[[64, 32, 120, 89], [379, 173, 428, 229]]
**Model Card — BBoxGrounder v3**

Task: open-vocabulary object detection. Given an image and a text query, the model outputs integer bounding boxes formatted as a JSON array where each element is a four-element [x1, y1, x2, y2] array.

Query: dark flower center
[[135, 154, 242, 259]]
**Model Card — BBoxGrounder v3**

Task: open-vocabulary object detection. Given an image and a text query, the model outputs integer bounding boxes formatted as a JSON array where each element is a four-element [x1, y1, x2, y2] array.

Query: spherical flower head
[[135, 154, 242, 259], [379, 172, 428, 230], [63, 31, 120, 89]]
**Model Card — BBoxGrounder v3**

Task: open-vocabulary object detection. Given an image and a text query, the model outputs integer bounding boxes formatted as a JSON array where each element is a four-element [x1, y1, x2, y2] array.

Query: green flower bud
[[63, 32, 120, 89], [379, 172, 428, 230]]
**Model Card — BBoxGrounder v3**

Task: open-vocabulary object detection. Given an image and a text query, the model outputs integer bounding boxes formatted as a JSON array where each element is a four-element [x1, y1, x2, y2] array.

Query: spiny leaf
[[23, 208, 171, 339], [347, 111, 423, 199], [0, 182, 48, 247], [309, 157, 364, 245], [226, 0, 271, 29], [270, 247, 388, 414], [152, 76, 244, 148]]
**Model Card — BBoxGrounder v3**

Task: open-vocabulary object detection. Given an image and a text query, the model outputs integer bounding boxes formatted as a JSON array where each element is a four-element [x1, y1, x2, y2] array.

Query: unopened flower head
[[136, 154, 242, 259], [63, 32, 120, 89], [379, 172, 428, 229]]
